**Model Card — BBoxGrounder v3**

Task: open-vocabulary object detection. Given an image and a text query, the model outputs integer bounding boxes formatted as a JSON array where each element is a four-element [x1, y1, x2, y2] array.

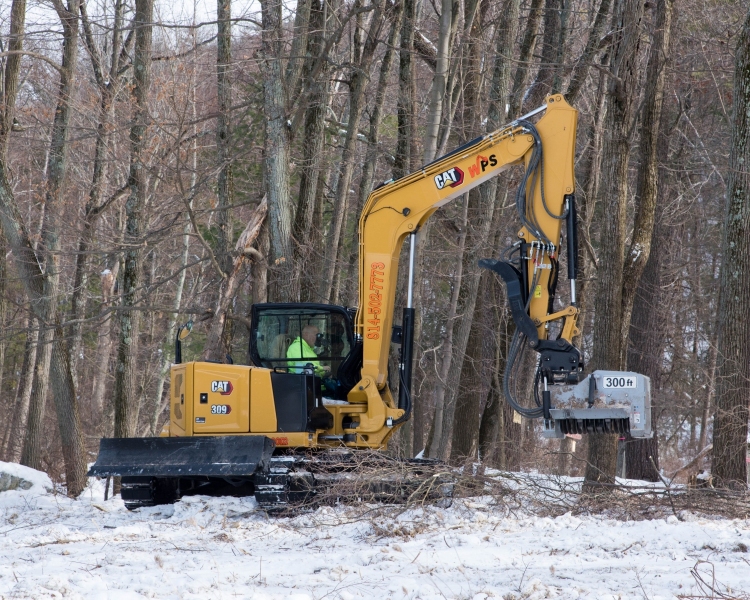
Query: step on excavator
[[89, 96, 652, 510]]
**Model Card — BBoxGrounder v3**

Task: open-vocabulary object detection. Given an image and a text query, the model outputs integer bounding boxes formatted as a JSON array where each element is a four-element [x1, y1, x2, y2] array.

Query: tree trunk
[[474, 0, 522, 467], [260, 0, 295, 302], [2, 317, 37, 461], [584, 0, 645, 492], [422, 0, 454, 162], [620, 0, 674, 366], [0, 0, 26, 157], [437, 0, 516, 461], [341, 1, 403, 307], [393, 0, 416, 179], [70, 0, 130, 387], [508, 0, 543, 119], [477, 277, 521, 470], [565, 0, 612, 104], [13, 0, 87, 495], [623, 0, 675, 479], [214, 0, 236, 357], [450, 275, 488, 461], [426, 196, 469, 459], [91, 264, 119, 414], [201, 199, 267, 362], [216, 0, 234, 276], [625, 213, 668, 480], [321, 0, 385, 302], [523, 0, 563, 110], [284, 0, 311, 106], [711, 7, 750, 490], [20, 322, 53, 470], [114, 0, 154, 440], [294, 0, 331, 302]]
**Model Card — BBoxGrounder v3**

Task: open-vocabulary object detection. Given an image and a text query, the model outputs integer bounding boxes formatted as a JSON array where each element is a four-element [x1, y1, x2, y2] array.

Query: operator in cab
[[286, 325, 330, 376]]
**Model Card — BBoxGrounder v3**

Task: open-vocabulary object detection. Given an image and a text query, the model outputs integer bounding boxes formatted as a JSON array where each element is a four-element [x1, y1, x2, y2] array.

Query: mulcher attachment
[[542, 370, 652, 439]]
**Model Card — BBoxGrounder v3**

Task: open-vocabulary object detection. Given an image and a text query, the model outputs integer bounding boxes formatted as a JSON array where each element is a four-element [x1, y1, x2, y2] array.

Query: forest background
[[0, 0, 749, 498]]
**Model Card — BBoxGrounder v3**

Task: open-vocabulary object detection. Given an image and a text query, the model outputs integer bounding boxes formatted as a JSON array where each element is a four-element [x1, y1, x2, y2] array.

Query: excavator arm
[[355, 96, 575, 385], [350, 94, 652, 441]]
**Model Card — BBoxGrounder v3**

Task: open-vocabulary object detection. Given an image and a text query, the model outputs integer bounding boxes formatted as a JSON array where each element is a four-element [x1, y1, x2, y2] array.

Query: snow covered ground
[[1, 462, 748, 600]]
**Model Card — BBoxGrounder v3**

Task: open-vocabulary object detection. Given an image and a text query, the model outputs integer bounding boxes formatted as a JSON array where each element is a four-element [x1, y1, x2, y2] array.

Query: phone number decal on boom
[[367, 261, 385, 339]]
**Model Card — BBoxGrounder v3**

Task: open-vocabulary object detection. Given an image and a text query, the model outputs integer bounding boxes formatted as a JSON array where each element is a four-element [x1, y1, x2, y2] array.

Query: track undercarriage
[[115, 450, 454, 512]]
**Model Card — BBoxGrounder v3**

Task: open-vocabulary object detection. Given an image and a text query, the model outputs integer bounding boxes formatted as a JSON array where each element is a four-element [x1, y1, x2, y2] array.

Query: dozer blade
[[543, 370, 652, 439], [88, 435, 275, 478]]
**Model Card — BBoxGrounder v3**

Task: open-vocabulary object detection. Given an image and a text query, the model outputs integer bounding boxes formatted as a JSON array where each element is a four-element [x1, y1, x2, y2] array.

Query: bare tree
[[114, 0, 155, 439], [623, 0, 675, 481], [321, 0, 386, 302], [0, 0, 87, 495], [711, 6, 750, 490], [584, 0, 646, 490], [259, 0, 295, 302]]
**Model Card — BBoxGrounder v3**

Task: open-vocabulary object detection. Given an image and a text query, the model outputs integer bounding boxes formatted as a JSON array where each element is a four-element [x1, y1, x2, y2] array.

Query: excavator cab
[[249, 303, 362, 401]]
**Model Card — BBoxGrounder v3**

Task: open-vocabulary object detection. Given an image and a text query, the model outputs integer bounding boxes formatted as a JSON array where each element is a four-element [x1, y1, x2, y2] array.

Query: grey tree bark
[[584, 0, 646, 491], [622, 0, 674, 480], [0, 0, 26, 157], [565, 0, 612, 104], [91, 263, 119, 414], [422, 0, 455, 162], [431, 0, 503, 461], [284, 0, 311, 107], [72, 0, 132, 390], [620, 0, 674, 366], [321, 0, 386, 302], [473, 0, 522, 466], [259, 0, 295, 302], [201, 199, 267, 362], [293, 0, 331, 302], [393, 0, 417, 179], [711, 7, 750, 489], [426, 195, 469, 459], [508, 0, 543, 119], [2, 317, 37, 461], [477, 273, 521, 470], [0, 0, 87, 495], [216, 0, 234, 276], [114, 0, 154, 440], [341, 1, 404, 307], [524, 0, 564, 110]]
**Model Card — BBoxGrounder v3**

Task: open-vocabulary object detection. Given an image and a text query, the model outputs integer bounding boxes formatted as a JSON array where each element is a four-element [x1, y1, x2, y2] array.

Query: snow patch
[[0, 461, 53, 494]]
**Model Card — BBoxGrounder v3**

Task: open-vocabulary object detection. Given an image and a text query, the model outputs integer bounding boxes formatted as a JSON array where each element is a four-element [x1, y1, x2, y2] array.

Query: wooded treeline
[[0, 0, 748, 496]]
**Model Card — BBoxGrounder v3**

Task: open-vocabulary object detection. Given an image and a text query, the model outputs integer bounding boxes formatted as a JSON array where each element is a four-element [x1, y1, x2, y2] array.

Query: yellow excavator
[[89, 96, 652, 509]]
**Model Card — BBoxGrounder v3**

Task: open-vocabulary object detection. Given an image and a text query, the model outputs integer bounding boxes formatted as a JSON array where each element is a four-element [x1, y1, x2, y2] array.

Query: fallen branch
[[669, 444, 713, 481]]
